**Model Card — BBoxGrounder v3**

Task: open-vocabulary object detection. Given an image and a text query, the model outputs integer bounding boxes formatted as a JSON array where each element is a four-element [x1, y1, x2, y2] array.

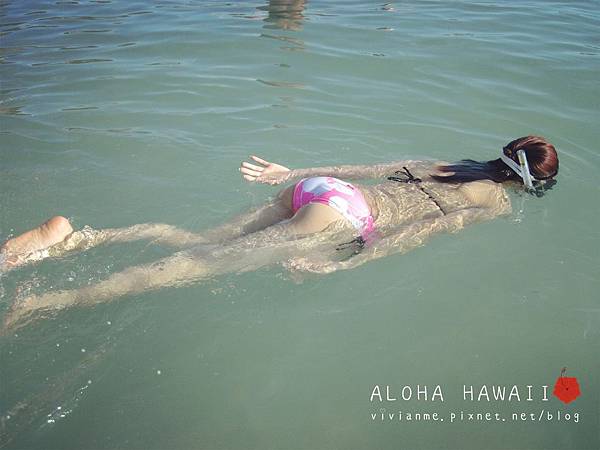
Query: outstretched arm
[[241, 156, 442, 185], [287, 205, 506, 274]]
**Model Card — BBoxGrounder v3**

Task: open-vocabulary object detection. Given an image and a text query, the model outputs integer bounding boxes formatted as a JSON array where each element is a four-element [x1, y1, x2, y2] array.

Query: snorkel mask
[[500, 148, 554, 197]]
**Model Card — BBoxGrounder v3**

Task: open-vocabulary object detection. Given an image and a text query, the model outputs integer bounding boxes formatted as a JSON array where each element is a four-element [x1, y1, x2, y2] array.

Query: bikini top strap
[[387, 167, 446, 215], [387, 166, 422, 184], [336, 236, 365, 252]]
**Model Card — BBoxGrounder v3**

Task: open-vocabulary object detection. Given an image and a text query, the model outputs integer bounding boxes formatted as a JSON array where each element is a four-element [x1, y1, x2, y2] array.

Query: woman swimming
[[1, 136, 558, 330]]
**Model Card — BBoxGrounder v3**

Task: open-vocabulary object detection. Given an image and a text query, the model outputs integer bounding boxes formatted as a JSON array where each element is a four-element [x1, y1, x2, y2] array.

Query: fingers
[[250, 155, 270, 165], [241, 161, 264, 172], [240, 168, 270, 183], [240, 168, 271, 183], [240, 159, 266, 182], [240, 166, 262, 178], [240, 155, 283, 184], [240, 160, 264, 179]]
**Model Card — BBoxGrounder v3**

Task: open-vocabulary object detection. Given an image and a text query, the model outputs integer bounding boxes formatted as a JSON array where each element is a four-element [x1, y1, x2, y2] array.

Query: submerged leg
[[76, 185, 294, 249], [197, 185, 294, 242], [1, 187, 295, 270], [1, 222, 206, 270], [62, 223, 205, 249], [2, 251, 207, 330], [3, 203, 347, 330], [68, 186, 294, 249]]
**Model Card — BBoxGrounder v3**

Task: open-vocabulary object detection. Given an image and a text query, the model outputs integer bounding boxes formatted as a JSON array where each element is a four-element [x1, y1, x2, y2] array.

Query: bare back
[[359, 177, 511, 231]]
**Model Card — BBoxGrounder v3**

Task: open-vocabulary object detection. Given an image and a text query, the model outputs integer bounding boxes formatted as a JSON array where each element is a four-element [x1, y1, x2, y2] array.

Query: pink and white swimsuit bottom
[[292, 176, 375, 239]]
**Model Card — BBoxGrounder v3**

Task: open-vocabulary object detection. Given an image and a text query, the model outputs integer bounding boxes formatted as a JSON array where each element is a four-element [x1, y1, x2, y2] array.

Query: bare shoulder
[[458, 180, 511, 213]]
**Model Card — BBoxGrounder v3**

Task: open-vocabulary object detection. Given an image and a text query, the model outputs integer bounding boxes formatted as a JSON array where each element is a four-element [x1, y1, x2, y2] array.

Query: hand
[[240, 156, 291, 185]]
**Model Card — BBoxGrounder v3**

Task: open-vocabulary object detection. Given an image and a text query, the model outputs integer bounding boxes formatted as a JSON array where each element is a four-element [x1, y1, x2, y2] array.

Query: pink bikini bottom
[[292, 176, 375, 239]]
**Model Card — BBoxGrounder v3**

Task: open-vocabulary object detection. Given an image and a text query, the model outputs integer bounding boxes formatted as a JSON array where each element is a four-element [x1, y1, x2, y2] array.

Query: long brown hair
[[432, 136, 559, 184]]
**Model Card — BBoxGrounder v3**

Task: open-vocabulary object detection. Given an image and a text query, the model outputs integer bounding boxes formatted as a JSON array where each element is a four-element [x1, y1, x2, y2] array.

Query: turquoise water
[[1, 1, 599, 449]]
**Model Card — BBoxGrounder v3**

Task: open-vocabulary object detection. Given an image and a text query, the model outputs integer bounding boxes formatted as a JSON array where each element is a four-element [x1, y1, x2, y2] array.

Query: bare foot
[[1, 216, 73, 270]]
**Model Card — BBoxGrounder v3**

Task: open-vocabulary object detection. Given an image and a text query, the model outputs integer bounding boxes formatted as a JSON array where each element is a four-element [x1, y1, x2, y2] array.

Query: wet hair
[[432, 136, 559, 185]]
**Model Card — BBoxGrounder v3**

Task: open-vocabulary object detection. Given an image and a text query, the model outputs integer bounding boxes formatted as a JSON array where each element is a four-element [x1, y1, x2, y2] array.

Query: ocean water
[[1, 1, 599, 449]]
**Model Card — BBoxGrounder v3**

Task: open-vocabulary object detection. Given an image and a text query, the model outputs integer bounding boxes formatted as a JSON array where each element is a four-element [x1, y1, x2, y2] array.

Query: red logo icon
[[553, 367, 581, 404]]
